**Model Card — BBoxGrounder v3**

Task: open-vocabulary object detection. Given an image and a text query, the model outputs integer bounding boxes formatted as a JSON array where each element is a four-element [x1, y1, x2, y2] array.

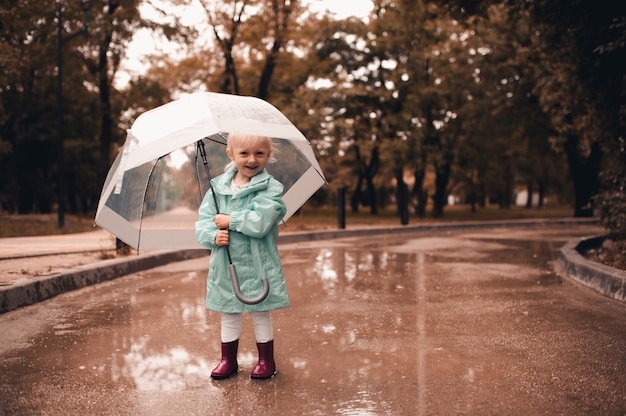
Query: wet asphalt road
[[1, 224, 625, 415]]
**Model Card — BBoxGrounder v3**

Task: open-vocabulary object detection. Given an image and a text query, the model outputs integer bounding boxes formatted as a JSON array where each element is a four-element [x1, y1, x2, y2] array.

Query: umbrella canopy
[[95, 92, 326, 251]]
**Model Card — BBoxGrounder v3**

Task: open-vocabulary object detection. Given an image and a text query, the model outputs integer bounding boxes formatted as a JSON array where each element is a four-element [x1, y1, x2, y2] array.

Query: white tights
[[220, 312, 273, 343]]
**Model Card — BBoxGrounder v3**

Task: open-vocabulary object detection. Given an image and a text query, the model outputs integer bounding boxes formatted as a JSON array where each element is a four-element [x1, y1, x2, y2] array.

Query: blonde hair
[[224, 132, 277, 171]]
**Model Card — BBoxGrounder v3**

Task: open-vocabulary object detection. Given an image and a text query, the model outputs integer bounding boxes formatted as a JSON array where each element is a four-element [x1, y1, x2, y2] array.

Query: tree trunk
[[366, 175, 378, 215], [365, 146, 379, 215], [257, 52, 276, 100], [563, 134, 602, 217], [97, 34, 112, 194], [257, 0, 293, 99], [350, 175, 363, 213], [208, 2, 244, 95], [350, 145, 380, 214], [538, 181, 545, 208], [220, 51, 239, 95], [478, 181, 486, 208], [395, 167, 409, 224], [412, 165, 427, 218], [499, 161, 513, 209], [432, 162, 451, 218], [525, 182, 533, 208], [95, 9, 129, 254]]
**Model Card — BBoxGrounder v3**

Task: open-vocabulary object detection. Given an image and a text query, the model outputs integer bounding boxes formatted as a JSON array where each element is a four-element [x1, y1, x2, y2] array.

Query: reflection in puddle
[[335, 390, 392, 415], [299, 243, 416, 414], [114, 336, 213, 391], [315, 249, 339, 294], [107, 271, 216, 391], [53, 321, 77, 336], [309, 245, 408, 299], [180, 301, 211, 330], [465, 367, 476, 382], [322, 324, 336, 334], [34, 268, 218, 393], [290, 357, 308, 369]]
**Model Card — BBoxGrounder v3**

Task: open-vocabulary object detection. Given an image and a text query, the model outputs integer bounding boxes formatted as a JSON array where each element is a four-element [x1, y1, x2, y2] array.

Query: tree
[[0, 0, 67, 213], [6, 0, 620, 228], [434, 1, 579, 212], [194, 0, 304, 99], [198, 0, 247, 94], [81, 0, 191, 200], [516, 0, 625, 216], [0, 0, 193, 218], [274, 14, 382, 213]]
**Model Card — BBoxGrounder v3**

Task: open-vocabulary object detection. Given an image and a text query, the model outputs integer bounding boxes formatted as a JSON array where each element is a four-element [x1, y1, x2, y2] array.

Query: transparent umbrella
[[95, 92, 326, 251], [94, 92, 326, 304]]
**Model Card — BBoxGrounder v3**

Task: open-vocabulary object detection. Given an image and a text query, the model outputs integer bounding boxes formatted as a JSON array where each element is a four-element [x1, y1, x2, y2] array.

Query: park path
[[1, 223, 625, 415]]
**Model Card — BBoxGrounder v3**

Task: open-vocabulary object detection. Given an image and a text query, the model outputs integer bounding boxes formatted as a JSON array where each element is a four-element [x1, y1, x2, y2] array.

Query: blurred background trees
[[0, 0, 624, 238]]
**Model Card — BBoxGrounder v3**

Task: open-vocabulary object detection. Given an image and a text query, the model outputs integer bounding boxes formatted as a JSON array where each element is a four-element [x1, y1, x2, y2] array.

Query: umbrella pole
[[197, 140, 270, 305]]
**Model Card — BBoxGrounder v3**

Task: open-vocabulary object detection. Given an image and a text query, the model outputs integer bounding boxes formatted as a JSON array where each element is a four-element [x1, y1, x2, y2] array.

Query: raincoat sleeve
[[229, 179, 286, 239], [195, 189, 220, 249]]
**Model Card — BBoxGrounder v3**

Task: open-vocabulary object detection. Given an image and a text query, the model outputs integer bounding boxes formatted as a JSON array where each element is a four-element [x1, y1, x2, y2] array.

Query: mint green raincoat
[[195, 169, 290, 313]]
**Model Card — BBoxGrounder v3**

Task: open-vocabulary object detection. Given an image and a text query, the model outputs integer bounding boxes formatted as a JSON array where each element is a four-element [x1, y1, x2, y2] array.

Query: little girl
[[195, 132, 289, 380]]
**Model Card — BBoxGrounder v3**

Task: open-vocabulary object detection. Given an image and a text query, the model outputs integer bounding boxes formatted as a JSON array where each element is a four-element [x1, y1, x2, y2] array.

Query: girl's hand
[[214, 214, 230, 230], [215, 229, 229, 246]]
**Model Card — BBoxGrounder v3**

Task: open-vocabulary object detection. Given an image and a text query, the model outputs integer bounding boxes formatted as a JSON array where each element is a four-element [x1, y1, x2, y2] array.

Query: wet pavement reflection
[[1, 224, 626, 415]]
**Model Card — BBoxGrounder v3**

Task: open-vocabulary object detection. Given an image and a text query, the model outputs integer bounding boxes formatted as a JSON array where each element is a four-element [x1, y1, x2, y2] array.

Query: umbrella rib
[[194, 145, 204, 202], [207, 133, 228, 146], [312, 165, 328, 184], [136, 157, 162, 251]]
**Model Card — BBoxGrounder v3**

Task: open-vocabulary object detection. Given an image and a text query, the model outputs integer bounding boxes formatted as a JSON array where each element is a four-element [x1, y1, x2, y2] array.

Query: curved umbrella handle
[[228, 264, 270, 305]]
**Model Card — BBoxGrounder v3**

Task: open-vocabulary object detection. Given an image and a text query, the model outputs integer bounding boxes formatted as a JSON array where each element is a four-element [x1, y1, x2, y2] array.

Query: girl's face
[[226, 139, 272, 182]]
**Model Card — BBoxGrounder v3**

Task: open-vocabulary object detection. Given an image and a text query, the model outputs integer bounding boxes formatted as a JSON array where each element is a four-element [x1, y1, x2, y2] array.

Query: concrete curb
[[276, 217, 600, 244], [0, 249, 208, 314], [558, 235, 626, 302], [0, 217, 610, 314]]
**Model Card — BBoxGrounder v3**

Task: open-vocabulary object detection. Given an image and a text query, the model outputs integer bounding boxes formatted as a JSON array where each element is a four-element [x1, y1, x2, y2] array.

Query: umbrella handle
[[228, 264, 270, 305]]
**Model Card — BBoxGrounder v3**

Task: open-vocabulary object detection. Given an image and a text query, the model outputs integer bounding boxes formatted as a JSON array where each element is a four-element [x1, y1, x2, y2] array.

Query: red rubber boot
[[251, 340, 276, 380], [211, 340, 239, 380]]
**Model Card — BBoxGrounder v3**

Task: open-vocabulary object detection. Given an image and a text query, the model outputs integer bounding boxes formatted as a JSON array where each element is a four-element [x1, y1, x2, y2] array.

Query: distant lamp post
[[56, 0, 94, 228]]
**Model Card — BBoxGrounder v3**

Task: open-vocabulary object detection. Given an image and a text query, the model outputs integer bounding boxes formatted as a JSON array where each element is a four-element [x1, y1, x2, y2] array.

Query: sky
[[116, 0, 373, 87], [305, 0, 373, 19]]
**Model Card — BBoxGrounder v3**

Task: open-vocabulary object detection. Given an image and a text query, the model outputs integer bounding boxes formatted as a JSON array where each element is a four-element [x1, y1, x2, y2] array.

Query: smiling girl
[[195, 132, 289, 380]]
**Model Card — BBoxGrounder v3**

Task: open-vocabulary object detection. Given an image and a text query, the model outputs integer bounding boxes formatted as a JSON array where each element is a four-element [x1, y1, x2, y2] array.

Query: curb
[[0, 249, 208, 314], [558, 235, 626, 302], [0, 217, 607, 314], [276, 217, 600, 244]]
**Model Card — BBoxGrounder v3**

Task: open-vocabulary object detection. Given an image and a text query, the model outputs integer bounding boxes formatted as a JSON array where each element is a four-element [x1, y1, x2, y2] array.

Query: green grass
[[0, 204, 578, 238], [0, 213, 97, 238], [282, 204, 576, 231]]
